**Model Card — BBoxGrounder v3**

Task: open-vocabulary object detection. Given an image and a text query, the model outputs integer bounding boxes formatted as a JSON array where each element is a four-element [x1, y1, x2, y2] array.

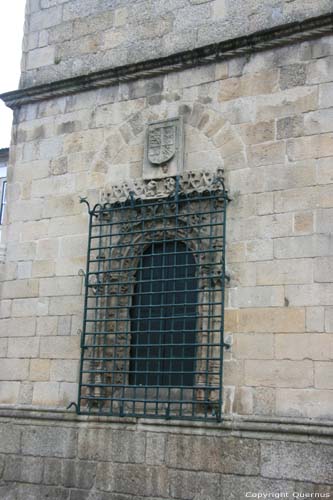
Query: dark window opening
[[130, 241, 197, 387]]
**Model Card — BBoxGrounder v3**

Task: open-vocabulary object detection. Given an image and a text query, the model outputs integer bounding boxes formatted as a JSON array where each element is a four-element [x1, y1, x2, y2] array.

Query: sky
[[0, 0, 26, 148]]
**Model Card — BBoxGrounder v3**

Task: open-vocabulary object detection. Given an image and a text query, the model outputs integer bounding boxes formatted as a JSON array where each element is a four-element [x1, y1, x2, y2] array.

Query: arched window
[[78, 172, 228, 420], [130, 241, 197, 387]]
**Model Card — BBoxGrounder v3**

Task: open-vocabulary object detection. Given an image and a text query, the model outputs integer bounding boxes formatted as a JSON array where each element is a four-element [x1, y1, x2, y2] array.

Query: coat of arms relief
[[143, 117, 184, 179]]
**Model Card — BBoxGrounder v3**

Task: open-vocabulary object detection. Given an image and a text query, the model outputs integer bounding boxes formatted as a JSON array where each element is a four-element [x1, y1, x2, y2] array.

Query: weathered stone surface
[[229, 285, 284, 308], [253, 387, 276, 416], [0, 382, 21, 405], [276, 388, 333, 418], [0, 300, 11, 319], [26, 46, 55, 70], [224, 359, 245, 385], [40, 336, 80, 359], [16, 484, 69, 500], [62, 460, 96, 489], [315, 361, 333, 389], [239, 120, 274, 144], [43, 458, 62, 486], [50, 360, 78, 382], [32, 382, 60, 406], [274, 234, 333, 259], [280, 64, 306, 89], [11, 297, 45, 318], [245, 360, 313, 388], [218, 70, 278, 102], [284, 283, 333, 307], [249, 141, 285, 167], [69, 490, 114, 500], [96, 462, 169, 497], [36, 316, 58, 336], [32, 260, 56, 278], [78, 428, 145, 463], [169, 470, 221, 499], [236, 307, 305, 333], [30, 359, 50, 382], [306, 306, 325, 332], [3, 456, 43, 484], [234, 333, 274, 360], [233, 386, 254, 415], [325, 307, 333, 333], [0, 338, 7, 357], [276, 334, 332, 360], [277, 115, 304, 139], [287, 134, 333, 161], [256, 87, 318, 121], [1, 279, 39, 299], [145, 433, 166, 465], [0, 425, 21, 454], [256, 258, 313, 285], [220, 474, 295, 500], [166, 435, 260, 475], [19, 0, 333, 88], [0, 484, 16, 500], [294, 212, 313, 235], [18, 382, 34, 405], [261, 441, 333, 483], [21, 425, 77, 458], [39, 276, 82, 297], [304, 108, 333, 135], [7, 337, 39, 359], [0, 359, 29, 381]]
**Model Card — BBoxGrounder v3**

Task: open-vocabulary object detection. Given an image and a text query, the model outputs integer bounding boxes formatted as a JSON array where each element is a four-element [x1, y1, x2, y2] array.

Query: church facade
[[0, 0, 332, 498]]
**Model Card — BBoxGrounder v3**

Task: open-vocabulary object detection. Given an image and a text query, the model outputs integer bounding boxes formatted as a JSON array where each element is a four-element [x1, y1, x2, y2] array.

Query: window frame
[[78, 171, 228, 421]]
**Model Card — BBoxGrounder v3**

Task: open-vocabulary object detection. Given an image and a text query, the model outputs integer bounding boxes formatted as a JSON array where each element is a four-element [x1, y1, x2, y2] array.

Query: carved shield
[[148, 123, 176, 165]]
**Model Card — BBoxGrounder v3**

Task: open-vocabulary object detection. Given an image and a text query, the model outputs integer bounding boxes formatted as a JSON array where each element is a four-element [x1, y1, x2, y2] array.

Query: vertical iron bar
[[78, 209, 93, 413]]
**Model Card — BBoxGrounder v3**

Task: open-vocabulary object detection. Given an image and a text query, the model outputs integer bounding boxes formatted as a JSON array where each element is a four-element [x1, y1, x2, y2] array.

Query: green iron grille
[[78, 176, 228, 421]]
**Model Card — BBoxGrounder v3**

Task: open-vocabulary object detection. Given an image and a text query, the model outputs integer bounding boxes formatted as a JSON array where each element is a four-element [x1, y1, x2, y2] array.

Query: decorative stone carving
[[143, 117, 184, 180], [148, 122, 176, 165], [102, 168, 224, 204]]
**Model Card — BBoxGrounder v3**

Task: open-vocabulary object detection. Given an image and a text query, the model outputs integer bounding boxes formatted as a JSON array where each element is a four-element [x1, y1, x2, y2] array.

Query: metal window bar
[[78, 174, 228, 421], [0, 179, 6, 225]]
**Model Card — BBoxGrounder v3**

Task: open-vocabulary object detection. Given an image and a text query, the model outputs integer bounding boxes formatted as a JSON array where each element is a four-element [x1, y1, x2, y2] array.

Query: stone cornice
[[0, 407, 332, 438], [1, 13, 333, 109]]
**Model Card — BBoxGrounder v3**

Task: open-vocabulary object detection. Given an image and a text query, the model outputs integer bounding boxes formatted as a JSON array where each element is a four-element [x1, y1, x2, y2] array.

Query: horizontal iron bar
[[80, 392, 219, 401]]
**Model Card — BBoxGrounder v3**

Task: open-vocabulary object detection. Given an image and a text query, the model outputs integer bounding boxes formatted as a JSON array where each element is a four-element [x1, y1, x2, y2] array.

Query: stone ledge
[[0, 406, 332, 439], [1, 13, 333, 109]]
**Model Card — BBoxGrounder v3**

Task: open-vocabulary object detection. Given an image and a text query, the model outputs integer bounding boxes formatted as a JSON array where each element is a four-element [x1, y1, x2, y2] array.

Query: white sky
[[0, 0, 26, 148]]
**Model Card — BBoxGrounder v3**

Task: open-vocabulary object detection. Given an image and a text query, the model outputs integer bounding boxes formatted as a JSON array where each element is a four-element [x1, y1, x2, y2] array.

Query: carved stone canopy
[[101, 168, 225, 204]]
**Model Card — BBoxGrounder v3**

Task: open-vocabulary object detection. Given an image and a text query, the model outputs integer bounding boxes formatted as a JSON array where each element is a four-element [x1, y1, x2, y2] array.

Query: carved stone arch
[[80, 169, 226, 418], [98, 203, 222, 406], [91, 99, 244, 186]]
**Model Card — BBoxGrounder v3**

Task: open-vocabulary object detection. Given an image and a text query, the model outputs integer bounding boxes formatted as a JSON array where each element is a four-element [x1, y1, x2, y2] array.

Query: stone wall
[[1, 0, 333, 494], [1, 32, 333, 419], [0, 148, 8, 262], [0, 410, 332, 499], [21, 0, 333, 87]]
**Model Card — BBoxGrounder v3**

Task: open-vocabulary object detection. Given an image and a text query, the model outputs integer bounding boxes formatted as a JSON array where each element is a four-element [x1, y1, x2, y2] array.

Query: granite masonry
[[0, 0, 333, 498], [0, 148, 8, 264]]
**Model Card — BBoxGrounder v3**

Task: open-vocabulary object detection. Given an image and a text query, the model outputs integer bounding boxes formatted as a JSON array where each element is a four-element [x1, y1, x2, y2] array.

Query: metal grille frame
[[78, 173, 228, 421]]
